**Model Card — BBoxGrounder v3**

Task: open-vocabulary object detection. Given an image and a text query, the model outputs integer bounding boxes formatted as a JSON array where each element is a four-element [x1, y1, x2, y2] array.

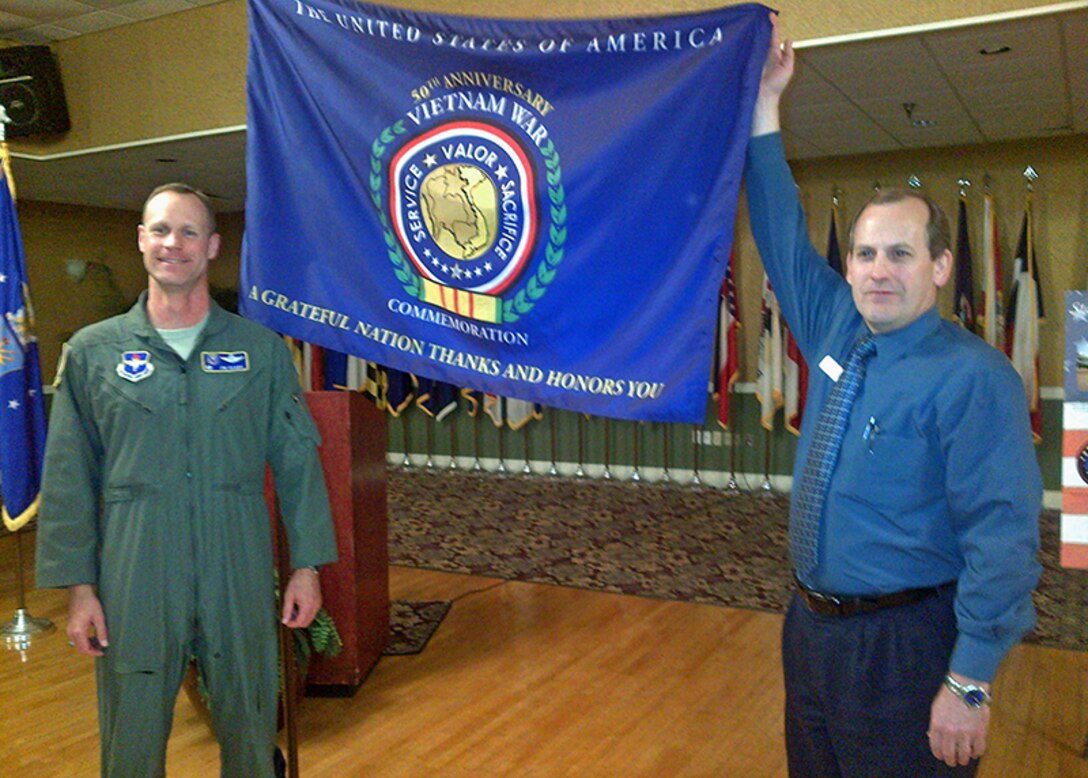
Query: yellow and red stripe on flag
[[1061, 402, 1088, 568], [421, 278, 502, 324]]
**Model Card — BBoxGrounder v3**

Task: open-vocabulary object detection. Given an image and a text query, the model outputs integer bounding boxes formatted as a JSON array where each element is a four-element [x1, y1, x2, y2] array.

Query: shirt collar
[[870, 306, 942, 361], [124, 289, 230, 342]]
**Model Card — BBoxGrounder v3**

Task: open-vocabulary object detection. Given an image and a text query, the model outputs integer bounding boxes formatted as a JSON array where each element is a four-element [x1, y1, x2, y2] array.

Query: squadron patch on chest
[[201, 351, 250, 373], [117, 351, 154, 383]]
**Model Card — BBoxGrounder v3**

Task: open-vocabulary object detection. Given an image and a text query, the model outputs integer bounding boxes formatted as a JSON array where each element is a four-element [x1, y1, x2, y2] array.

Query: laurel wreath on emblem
[[368, 119, 567, 323]]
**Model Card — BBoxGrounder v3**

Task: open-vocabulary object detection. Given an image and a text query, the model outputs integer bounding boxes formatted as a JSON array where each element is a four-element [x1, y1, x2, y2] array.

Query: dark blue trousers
[[783, 586, 979, 778]]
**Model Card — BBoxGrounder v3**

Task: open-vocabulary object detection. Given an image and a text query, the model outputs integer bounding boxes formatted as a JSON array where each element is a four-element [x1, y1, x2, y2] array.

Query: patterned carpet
[[384, 601, 452, 655], [388, 468, 1088, 652]]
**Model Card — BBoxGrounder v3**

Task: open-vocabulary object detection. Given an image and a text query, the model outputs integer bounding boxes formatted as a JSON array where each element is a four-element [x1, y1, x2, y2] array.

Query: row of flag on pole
[[0, 157, 1054, 538], [716, 186, 1045, 442], [286, 339, 543, 431], [955, 187, 1045, 442]]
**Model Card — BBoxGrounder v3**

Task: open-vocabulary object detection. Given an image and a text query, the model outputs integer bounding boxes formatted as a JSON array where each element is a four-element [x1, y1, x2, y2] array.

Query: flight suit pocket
[[284, 393, 322, 447]]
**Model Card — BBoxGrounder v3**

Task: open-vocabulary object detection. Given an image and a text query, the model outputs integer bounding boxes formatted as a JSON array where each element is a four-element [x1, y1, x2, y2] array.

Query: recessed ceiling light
[[979, 46, 1011, 56]]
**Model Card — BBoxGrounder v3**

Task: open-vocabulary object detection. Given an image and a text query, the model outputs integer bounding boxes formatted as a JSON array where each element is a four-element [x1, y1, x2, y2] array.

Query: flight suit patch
[[117, 351, 154, 382], [201, 351, 250, 373]]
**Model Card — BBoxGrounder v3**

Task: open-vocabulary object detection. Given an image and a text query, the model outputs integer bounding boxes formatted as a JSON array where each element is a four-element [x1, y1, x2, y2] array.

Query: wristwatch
[[943, 675, 992, 709]]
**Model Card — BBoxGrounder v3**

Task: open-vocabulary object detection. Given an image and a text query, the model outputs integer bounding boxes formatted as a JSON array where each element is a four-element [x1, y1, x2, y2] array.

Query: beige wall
[[9, 0, 1085, 387], [733, 132, 1088, 388], [22, 202, 244, 380]]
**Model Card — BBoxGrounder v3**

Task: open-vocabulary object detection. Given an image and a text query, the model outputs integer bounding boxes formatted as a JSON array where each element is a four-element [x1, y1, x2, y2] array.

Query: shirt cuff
[[948, 633, 1004, 684]]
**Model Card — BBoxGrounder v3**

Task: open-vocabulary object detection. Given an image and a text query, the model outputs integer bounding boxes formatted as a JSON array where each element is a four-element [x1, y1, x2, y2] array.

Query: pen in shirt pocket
[[862, 416, 879, 453]]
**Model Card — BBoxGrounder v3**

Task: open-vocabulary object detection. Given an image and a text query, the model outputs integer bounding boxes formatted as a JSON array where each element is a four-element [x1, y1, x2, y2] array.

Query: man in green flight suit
[[36, 183, 338, 777]]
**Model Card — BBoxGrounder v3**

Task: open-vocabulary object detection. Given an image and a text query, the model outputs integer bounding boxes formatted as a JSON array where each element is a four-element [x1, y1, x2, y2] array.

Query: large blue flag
[[0, 162, 47, 532], [243, 0, 771, 422]]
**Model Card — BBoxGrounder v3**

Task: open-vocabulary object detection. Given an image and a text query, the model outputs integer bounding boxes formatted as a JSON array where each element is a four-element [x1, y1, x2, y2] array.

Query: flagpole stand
[[495, 424, 509, 475], [448, 414, 459, 470], [521, 426, 532, 475], [2, 531, 56, 654], [400, 414, 412, 468], [547, 410, 560, 477], [726, 419, 740, 494], [424, 415, 435, 469], [760, 428, 774, 495], [472, 410, 483, 471]]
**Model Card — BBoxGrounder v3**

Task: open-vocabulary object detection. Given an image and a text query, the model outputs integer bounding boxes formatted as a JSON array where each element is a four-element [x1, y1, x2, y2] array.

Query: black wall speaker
[[0, 46, 71, 138]]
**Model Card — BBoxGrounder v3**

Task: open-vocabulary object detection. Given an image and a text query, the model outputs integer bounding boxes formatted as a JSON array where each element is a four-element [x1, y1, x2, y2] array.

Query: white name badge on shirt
[[819, 355, 843, 383]]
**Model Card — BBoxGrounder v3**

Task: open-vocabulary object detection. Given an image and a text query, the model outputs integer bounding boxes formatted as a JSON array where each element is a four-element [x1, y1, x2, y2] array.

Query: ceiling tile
[[79, 1, 142, 8], [923, 15, 1063, 76], [0, 11, 36, 32], [58, 10, 132, 34], [0, 1, 97, 24], [0, 26, 58, 44], [112, 0, 196, 22], [800, 37, 945, 101]]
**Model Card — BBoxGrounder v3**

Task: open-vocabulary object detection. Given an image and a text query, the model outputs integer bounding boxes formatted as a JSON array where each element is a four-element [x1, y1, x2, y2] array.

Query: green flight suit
[[36, 293, 337, 778]]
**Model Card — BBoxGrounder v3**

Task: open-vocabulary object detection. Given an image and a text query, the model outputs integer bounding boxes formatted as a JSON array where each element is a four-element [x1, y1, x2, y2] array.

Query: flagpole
[[1, 118, 56, 653], [726, 388, 739, 493], [424, 413, 435, 469], [574, 414, 586, 478], [471, 407, 482, 471], [660, 423, 671, 483], [601, 417, 612, 480], [690, 425, 702, 488], [521, 424, 532, 475], [496, 416, 508, 475], [760, 428, 773, 493], [448, 412, 459, 470], [547, 409, 559, 476], [399, 414, 412, 468]]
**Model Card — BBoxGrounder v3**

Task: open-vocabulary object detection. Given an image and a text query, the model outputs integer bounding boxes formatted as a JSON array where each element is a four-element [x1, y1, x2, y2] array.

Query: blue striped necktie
[[791, 334, 877, 577]]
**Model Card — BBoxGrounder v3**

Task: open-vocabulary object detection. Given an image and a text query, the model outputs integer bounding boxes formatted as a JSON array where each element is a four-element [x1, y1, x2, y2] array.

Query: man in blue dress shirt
[[746, 17, 1042, 777]]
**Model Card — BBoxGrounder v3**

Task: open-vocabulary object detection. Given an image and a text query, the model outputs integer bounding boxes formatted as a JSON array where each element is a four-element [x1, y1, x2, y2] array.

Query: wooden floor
[[2, 532, 1086, 777]]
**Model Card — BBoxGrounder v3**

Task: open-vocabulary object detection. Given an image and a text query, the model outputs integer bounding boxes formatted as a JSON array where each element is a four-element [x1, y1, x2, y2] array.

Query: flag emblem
[[0, 317, 24, 377], [371, 89, 566, 326], [116, 351, 154, 382], [391, 120, 538, 294], [201, 350, 250, 373], [1078, 442, 1088, 485]]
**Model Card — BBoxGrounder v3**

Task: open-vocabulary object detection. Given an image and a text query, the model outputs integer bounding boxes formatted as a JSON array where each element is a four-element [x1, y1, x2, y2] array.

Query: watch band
[[943, 675, 992, 709]]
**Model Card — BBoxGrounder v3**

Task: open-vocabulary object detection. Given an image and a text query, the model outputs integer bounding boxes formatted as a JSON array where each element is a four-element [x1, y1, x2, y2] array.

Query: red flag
[[711, 249, 740, 428]]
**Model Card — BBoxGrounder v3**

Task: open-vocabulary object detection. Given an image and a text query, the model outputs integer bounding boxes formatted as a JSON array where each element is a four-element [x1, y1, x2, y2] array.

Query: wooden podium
[[303, 391, 389, 694]]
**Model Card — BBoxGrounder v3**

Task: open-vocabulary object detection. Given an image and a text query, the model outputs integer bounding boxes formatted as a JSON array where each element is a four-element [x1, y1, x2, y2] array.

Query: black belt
[[795, 577, 955, 617]]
